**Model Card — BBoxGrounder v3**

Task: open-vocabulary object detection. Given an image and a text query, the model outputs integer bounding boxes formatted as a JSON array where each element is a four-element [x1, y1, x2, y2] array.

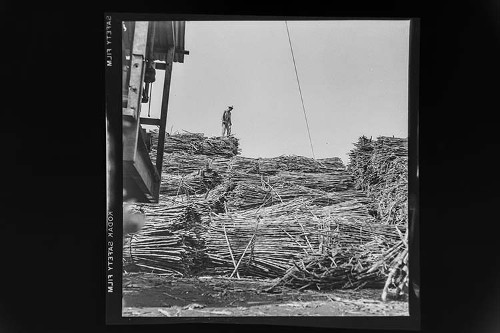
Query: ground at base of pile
[[122, 272, 408, 317]]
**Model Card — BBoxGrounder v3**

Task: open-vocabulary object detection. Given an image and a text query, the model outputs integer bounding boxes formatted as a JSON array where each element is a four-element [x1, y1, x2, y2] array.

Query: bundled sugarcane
[[154, 153, 347, 180], [201, 199, 317, 278], [271, 171, 354, 192], [150, 131, 347, 177], [222, 183, 371, 211], [148, 131, 354, 204], [265, 213, 406, 292], [347, 136, 408, 225], [222, 170, 354, 192], [226, 155, 346, 175], [150, 131, 240, 159], [123, 202, 209, 275], [130, 131, 411, 296], [160, 153, 221, 176], [159, 173, 206, 196], [125, 182, 406, 294], [159, 168, 224, 196], [158, 167, 356, 207], [199, 198, 399, 280], [347, 135, 409, 299]]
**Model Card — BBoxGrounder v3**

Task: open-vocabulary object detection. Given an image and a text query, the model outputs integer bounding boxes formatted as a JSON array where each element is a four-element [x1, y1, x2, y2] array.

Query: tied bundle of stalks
[[313, 200, 377, 224], [123, 202, 208, 275], [276, 156, 346, 173], [200, 198, 396, 281], [160, 154, 225, 176], [162, 168, 357, 212], [201, 199, 318, 278], [156, 154, 346, 182], [159, 174, 205, 196], [227, 155, 346, 175], [347, 136, 408, 225], [150, 131, 240, 159], [222, 182, 371, 211], [347, 135, 409, 299], [273, 171, 354, 192], [153, 143, 346, 178], [159, 169, 224, 196], [223, 170, 354, 193]]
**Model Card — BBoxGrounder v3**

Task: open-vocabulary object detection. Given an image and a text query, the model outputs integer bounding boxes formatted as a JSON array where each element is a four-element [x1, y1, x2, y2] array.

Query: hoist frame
[[122, 21, 187, 203]]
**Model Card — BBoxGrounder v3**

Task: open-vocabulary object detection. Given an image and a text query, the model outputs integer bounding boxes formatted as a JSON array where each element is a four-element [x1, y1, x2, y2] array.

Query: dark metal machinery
[[122, 21, 189, 203]]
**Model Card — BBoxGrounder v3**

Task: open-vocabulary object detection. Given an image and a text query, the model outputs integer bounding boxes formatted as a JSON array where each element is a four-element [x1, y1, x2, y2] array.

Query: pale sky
[[142, 20, 410, 164]]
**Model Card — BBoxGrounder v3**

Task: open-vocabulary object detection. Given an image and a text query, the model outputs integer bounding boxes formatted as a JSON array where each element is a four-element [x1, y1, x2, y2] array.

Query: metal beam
[[146, 21, 156, 60], [154, 62, 167, 70], [123, 22, 149, 164], [155, 51, 189, 70], [125, 21, 148, 121], [140, 117, 161, 126], [123, 114, 161, 126], [155, 46, 175, 177], [123, 125, 160, 202]]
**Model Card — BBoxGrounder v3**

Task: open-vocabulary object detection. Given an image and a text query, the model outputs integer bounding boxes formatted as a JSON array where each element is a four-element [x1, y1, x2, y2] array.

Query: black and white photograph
[[107, 15, 419, 326]]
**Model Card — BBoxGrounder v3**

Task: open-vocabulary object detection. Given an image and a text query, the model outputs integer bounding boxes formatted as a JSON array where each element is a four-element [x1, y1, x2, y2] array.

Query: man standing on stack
[[222, 105, 234, 137]]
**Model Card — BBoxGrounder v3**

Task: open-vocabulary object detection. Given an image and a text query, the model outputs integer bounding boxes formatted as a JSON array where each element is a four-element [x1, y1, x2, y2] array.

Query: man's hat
[[228, 105, 234, 110]]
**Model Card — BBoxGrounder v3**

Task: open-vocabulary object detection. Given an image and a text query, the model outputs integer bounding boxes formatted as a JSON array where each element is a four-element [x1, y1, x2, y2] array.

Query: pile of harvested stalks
[[223, 184, 371, 211], [150, 131, 240, 159], [200, 199, 403, 281], [347, 136, 408, 225], [154, 153, 346, 179], [123, 203, 208, 276], [347, 135, 409, 299], [159, 169, 224, 197], [125, 132, 411, 299], [150, 132, 345, 177], [226, 155, 346, 175], [266, 214, 407, 292], [268, 251, 386, 291]]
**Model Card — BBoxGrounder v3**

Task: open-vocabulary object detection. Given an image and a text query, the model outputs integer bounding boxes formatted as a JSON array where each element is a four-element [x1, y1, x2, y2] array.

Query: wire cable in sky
[[285, 20, 316, 159]]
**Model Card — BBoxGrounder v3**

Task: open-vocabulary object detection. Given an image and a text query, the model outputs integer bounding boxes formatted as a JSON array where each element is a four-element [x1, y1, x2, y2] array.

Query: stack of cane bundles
[[200, 198, 404, 284], [348, 136, 408, 226], [347, 136, 409, 298], [125, 131, 409, 296], [150, 131, 240, 159], [123, 202, 208, 275]]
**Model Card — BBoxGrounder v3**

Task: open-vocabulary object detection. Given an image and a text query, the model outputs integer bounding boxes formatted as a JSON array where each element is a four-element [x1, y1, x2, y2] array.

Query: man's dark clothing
[[222, 109, 232, 136]]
